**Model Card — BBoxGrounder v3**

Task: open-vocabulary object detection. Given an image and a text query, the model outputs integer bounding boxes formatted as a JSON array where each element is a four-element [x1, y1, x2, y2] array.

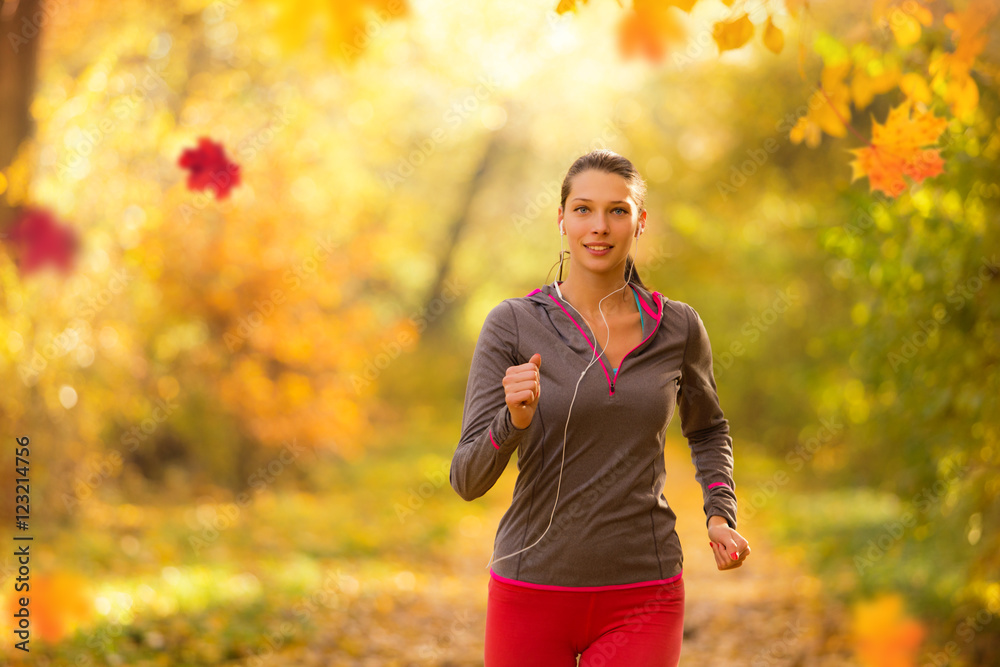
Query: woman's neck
[[557, 275, 634, 318]]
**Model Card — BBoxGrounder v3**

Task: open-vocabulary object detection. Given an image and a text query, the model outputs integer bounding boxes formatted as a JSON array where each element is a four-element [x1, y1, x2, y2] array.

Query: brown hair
[[556, 149, 650, 291]]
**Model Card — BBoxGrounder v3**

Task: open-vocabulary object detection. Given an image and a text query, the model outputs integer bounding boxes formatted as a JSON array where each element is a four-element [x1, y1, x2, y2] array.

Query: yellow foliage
[[279, 372, 314, 407], [790, 62, 851, 147], [899, 72, 931, 104], [872, 0, 933, 47], [158, 375, 181, 400], [762, 16, 784, 55], [266, 0, 409, 62], [785, 0, 806, 18], [851, 63, 900, 110], [790, 115, 822, 148], [889, 13, 920, 47], [942, 73, 979, 120], [555, 0, 586, 13], [712, 13, 754, 54], [929, 0, 996, 120], [815, 62, 853, 135], [665, 0, 699, 12], [2, 141, 33, 207]]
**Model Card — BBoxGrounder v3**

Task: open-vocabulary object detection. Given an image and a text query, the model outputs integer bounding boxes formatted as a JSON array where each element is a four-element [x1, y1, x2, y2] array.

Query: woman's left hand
[[707, 516, 750, 570]]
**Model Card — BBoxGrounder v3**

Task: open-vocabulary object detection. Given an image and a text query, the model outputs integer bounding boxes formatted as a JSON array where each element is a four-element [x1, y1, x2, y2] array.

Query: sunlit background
[[0, 0, 998, 664]]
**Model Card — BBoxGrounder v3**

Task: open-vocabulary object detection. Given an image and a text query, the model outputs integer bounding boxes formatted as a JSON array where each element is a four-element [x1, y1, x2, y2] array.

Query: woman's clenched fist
[[504, 353, 541, 430]]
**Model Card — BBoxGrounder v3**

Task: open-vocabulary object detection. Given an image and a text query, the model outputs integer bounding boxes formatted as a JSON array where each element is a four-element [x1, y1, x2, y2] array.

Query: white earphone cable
[[486, 220, 641, 570]]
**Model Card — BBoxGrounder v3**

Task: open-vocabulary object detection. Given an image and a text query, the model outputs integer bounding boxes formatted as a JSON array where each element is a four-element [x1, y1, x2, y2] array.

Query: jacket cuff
[[488, 404, 530, 452], [706, 503, 737, 530]]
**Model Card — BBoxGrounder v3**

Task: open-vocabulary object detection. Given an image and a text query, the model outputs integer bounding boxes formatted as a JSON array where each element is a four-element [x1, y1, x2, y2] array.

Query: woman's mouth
[[584, 244, 613, 256]]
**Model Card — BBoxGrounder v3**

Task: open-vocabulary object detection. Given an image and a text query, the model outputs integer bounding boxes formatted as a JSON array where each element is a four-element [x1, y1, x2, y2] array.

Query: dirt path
[[253, 439, 861, 666]]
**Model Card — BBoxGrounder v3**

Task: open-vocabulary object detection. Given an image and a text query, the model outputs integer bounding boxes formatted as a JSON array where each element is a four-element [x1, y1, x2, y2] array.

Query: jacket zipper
[[609, 320, 659, 396], [548, 291, 662, 397]]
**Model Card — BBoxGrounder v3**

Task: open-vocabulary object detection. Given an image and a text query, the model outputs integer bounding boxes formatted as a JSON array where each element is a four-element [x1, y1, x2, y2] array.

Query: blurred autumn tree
[[0, 0, 416, 517]]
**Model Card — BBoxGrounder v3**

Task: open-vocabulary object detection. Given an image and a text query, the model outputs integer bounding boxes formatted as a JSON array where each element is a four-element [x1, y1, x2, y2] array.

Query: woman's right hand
[[504, 353, 541, 430]]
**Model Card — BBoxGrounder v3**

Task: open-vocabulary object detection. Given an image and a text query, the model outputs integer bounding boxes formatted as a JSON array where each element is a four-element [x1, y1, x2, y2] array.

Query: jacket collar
[[525, 280, 663, 324], [522, 281, 666, 393]]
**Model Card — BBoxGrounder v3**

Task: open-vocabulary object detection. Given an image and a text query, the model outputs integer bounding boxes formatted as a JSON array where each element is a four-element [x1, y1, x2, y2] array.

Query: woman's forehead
[[568, 171, 634, 205]]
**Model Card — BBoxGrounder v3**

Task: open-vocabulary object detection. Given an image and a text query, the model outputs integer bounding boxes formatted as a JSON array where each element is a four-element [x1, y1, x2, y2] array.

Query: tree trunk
[[420, 129, 503, 337], [0, 0, 43, 229]]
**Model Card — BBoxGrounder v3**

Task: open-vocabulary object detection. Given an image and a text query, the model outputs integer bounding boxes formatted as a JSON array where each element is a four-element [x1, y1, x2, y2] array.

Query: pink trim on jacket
[[490, 568, 682, 592]]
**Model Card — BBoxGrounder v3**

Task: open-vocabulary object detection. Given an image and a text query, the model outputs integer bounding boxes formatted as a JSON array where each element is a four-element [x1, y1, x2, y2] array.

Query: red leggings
[[484, 574, 684, 667]]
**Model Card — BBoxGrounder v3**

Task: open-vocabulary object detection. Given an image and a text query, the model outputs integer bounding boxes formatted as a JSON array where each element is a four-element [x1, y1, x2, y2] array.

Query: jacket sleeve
[[677, 302, 738, 529], [450, 300, 535, 501]]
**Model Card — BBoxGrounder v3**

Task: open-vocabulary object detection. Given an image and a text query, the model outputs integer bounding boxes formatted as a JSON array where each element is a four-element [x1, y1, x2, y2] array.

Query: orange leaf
[[942, 0, 996, 72], [617, 1, 687, 63], [5, 572, 93, 643], [851, 594, 926, 667], [847, 99, 948, 197]]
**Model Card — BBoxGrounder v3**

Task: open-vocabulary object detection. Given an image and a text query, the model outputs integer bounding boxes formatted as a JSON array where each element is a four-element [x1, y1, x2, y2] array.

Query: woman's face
[[559, 169, 645, 276]]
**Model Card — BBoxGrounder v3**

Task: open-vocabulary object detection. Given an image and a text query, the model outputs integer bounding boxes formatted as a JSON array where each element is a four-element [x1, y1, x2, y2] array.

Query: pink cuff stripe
[[708, 482, 731, 490], [489, 428, 500, 450]]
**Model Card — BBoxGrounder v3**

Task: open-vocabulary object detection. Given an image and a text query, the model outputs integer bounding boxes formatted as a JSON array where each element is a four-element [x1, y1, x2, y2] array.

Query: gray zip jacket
[[450, 280, 737, 589]]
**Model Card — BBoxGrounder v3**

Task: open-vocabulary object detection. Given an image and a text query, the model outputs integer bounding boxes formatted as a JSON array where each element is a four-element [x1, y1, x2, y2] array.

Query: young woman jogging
[[451, 149, 750, 666]]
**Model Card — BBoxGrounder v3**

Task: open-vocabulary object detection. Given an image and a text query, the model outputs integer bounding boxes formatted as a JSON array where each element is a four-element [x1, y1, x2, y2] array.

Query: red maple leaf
[[4, 207, 79, 275], [178, 137, 241, 199]]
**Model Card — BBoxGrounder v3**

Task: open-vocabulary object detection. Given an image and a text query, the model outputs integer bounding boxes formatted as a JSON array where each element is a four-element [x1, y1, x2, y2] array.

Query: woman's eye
[[572, 205, 628, 214]]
